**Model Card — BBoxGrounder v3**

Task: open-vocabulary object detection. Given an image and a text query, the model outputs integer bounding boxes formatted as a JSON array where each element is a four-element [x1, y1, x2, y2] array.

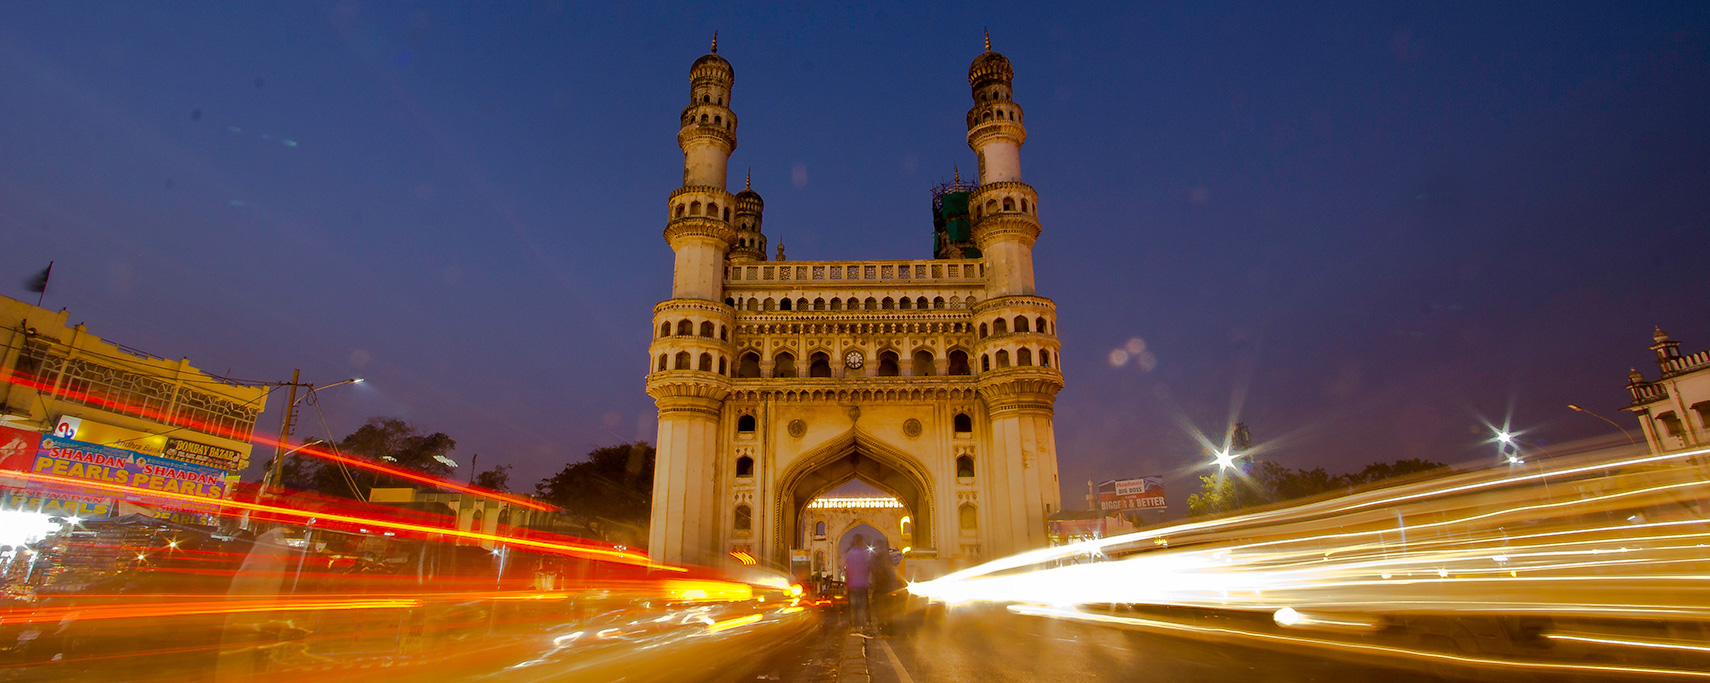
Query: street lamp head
[[1496, 431, 1515, 445], [1567, 404, 1583, 412], [1213, 449, 1236, 470], [352, 377, 366, 384]]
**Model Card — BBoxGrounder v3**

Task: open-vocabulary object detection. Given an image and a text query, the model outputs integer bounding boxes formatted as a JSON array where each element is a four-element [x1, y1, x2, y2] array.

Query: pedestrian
[[843, 534, 873, 633]]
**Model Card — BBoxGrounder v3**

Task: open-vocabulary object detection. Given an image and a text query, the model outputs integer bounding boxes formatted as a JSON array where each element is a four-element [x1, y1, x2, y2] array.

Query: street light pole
[[265, 373, 364, 497], [1568, 404, 1639, 448], [268, 368, 301, 497]]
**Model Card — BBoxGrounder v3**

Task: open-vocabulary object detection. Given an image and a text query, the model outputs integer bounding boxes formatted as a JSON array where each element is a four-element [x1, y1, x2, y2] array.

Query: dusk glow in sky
[[2, 2, 1707, 505]]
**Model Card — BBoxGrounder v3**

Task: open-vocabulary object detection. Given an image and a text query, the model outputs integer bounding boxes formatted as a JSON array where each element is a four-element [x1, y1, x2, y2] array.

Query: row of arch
[[973, 195, 1038, 219], [726, 295, 975, 312], [734, 349, 973, 379], [978, 107, 1019, 124], [725, 388, 976, 403], [673, 199, 732, 221], [978, 347, 1052, 371], [654, 346, 1055, 376], [658, 318, 729, 340], [978, 315, 1051, 337], [658, 350, 728, 373], [737, 321, 968, 336]]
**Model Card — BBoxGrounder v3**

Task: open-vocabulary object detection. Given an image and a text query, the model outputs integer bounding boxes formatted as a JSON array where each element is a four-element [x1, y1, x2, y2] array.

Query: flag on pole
[[25, 261, 52, 306]]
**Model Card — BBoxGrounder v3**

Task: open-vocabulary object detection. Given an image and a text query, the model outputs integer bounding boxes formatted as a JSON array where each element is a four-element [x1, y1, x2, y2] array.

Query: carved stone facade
[[1625, 327, 1710, 453], [647, 41, 1063, 577]]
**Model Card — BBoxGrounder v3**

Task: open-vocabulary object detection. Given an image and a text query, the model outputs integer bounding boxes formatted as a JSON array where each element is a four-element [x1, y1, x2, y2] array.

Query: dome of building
[[735, 185, 763, 208], [691, 33, 733, 81], [736, 170, 763, 209], [968, 50, 1013, 86]]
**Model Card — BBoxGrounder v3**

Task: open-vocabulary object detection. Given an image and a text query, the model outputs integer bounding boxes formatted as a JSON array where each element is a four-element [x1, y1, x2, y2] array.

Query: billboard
[[9, 436, 228, 505], [1096, 476, 1167, 511], [163, 438, 244, 470]]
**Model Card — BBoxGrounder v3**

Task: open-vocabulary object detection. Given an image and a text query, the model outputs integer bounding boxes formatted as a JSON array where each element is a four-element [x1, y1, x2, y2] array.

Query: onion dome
[[735, 169, 763, 210], [968, 30, 1013, 86], [692, 32, 733, 81]]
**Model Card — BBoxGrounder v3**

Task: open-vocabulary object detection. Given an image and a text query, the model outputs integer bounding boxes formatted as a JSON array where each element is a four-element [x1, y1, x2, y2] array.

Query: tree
[[473, 464, 512, 492], [274, 417, 458, 499], [1185, 474, 1241, 517], [1187, 457, 1449, 517], [535, 442, 655, 526]]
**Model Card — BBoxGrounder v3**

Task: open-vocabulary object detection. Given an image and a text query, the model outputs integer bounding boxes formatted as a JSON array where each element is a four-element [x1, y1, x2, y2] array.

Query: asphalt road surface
[[860, 607, 1606, 683]]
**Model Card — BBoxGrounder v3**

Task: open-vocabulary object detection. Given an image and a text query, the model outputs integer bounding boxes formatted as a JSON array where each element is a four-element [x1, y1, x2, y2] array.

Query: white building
[[1625, 327, 1710, 452]]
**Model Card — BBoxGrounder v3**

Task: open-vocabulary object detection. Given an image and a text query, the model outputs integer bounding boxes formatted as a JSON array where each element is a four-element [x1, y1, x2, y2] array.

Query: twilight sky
[[2, 2, 1707, 509]]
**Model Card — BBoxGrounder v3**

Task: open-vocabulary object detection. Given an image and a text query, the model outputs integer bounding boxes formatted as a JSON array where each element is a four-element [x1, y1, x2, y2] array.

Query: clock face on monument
[[844, 351, 864, 369]]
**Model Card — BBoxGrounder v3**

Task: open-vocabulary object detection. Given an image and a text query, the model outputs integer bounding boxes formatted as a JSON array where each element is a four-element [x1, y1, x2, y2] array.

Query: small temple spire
[[711, 31, 718, 54], [745, 168, 752, 190], [953, 165, 961, 184], [984, 28, 990, 52], [776, 239, 786, 261]]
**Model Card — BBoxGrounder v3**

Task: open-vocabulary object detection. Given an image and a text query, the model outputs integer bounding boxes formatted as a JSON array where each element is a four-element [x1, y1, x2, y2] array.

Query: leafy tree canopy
[[275, 417, 458, 499], [535, 442, 655, 526], [1187, 457, 1449, 517], [473, 463, 512, 492]]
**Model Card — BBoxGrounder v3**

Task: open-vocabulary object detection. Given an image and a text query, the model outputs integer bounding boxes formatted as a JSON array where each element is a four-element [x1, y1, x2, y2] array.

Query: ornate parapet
[[977, 369, 1062, 417], [965, 118, 1026, 147], [971, 214, 1040, 247], [647, 375, 730, 417], [664, 216, 735, 248], [726, 259, 985, 288]]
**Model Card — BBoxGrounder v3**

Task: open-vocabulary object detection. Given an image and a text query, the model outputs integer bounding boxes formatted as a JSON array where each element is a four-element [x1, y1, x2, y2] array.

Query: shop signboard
[[1, 487, 111, 517], [0, 425, 42, 471], [1096, 476, 1167, 511], [10, 436, 227, 509], [162, 438, 243, 471]]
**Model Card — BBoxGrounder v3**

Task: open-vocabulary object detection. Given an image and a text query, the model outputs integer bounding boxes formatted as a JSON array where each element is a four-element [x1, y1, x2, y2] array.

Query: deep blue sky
[[2, 2, 1707, 508]]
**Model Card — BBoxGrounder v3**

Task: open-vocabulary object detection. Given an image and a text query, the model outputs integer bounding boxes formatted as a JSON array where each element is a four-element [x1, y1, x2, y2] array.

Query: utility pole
[[268, 368, 301, 497]]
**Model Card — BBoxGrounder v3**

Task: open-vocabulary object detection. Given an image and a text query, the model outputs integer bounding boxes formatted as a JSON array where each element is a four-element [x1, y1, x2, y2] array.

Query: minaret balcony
[[663, 216, 735, 246], [966, 118, 1027, 145]]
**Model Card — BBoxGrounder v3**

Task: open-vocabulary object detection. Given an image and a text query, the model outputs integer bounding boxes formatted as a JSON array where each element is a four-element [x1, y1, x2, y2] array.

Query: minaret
[[1652, 327, 1683, 366], [966, 32, 1039, 297], [729, 170, 768, 263], [966, 36, 1063, 558], [666, 34, 739, 301], [648, 37, 740, 566]]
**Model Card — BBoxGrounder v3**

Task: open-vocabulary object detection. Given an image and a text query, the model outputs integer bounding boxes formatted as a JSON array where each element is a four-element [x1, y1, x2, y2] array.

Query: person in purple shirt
[[843, 534, 873, 632]]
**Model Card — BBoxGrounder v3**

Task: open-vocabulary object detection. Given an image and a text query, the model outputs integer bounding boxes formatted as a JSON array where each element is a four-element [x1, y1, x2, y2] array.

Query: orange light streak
[[8, 470, 677, 570], [1, 597, 422, 624]]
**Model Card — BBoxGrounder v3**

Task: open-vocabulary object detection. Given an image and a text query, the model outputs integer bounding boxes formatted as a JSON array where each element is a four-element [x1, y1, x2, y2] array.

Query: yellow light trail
[[910, 443, 1710, 673]]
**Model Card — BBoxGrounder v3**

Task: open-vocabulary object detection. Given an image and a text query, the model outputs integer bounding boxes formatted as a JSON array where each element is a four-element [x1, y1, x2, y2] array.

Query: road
[[857, 606, 1581, 683]]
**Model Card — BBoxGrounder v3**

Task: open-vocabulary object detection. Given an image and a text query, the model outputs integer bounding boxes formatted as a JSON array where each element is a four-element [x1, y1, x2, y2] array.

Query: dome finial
[[953, 165, 961, 184], [745, 168, 751, 190], [711, 30, 718, 54], [984, 28, 990, 52]]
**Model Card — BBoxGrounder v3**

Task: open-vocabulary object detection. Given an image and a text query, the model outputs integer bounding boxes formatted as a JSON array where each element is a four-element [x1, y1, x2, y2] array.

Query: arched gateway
[[646, 38, 1063, 577]]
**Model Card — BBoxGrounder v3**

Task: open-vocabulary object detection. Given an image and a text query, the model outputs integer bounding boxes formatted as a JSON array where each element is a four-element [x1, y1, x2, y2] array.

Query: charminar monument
[[647, 34, 1063, 577]]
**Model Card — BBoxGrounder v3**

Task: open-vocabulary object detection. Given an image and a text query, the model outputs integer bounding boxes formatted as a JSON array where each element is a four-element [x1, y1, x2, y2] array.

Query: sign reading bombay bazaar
[[28, 436, 226, 500]]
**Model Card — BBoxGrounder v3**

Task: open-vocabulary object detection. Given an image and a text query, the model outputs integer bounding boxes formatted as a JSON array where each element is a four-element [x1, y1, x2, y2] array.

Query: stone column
[[978, 378, 1062, 558], [648, 391, 725, 566]]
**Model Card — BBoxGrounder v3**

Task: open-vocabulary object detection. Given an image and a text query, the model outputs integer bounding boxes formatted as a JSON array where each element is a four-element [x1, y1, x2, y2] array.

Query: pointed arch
[[773, 428, 936, 563]]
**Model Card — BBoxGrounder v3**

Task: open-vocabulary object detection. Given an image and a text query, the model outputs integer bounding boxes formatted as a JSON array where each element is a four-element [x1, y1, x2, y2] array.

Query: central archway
[[773, 429, 935, 564]]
